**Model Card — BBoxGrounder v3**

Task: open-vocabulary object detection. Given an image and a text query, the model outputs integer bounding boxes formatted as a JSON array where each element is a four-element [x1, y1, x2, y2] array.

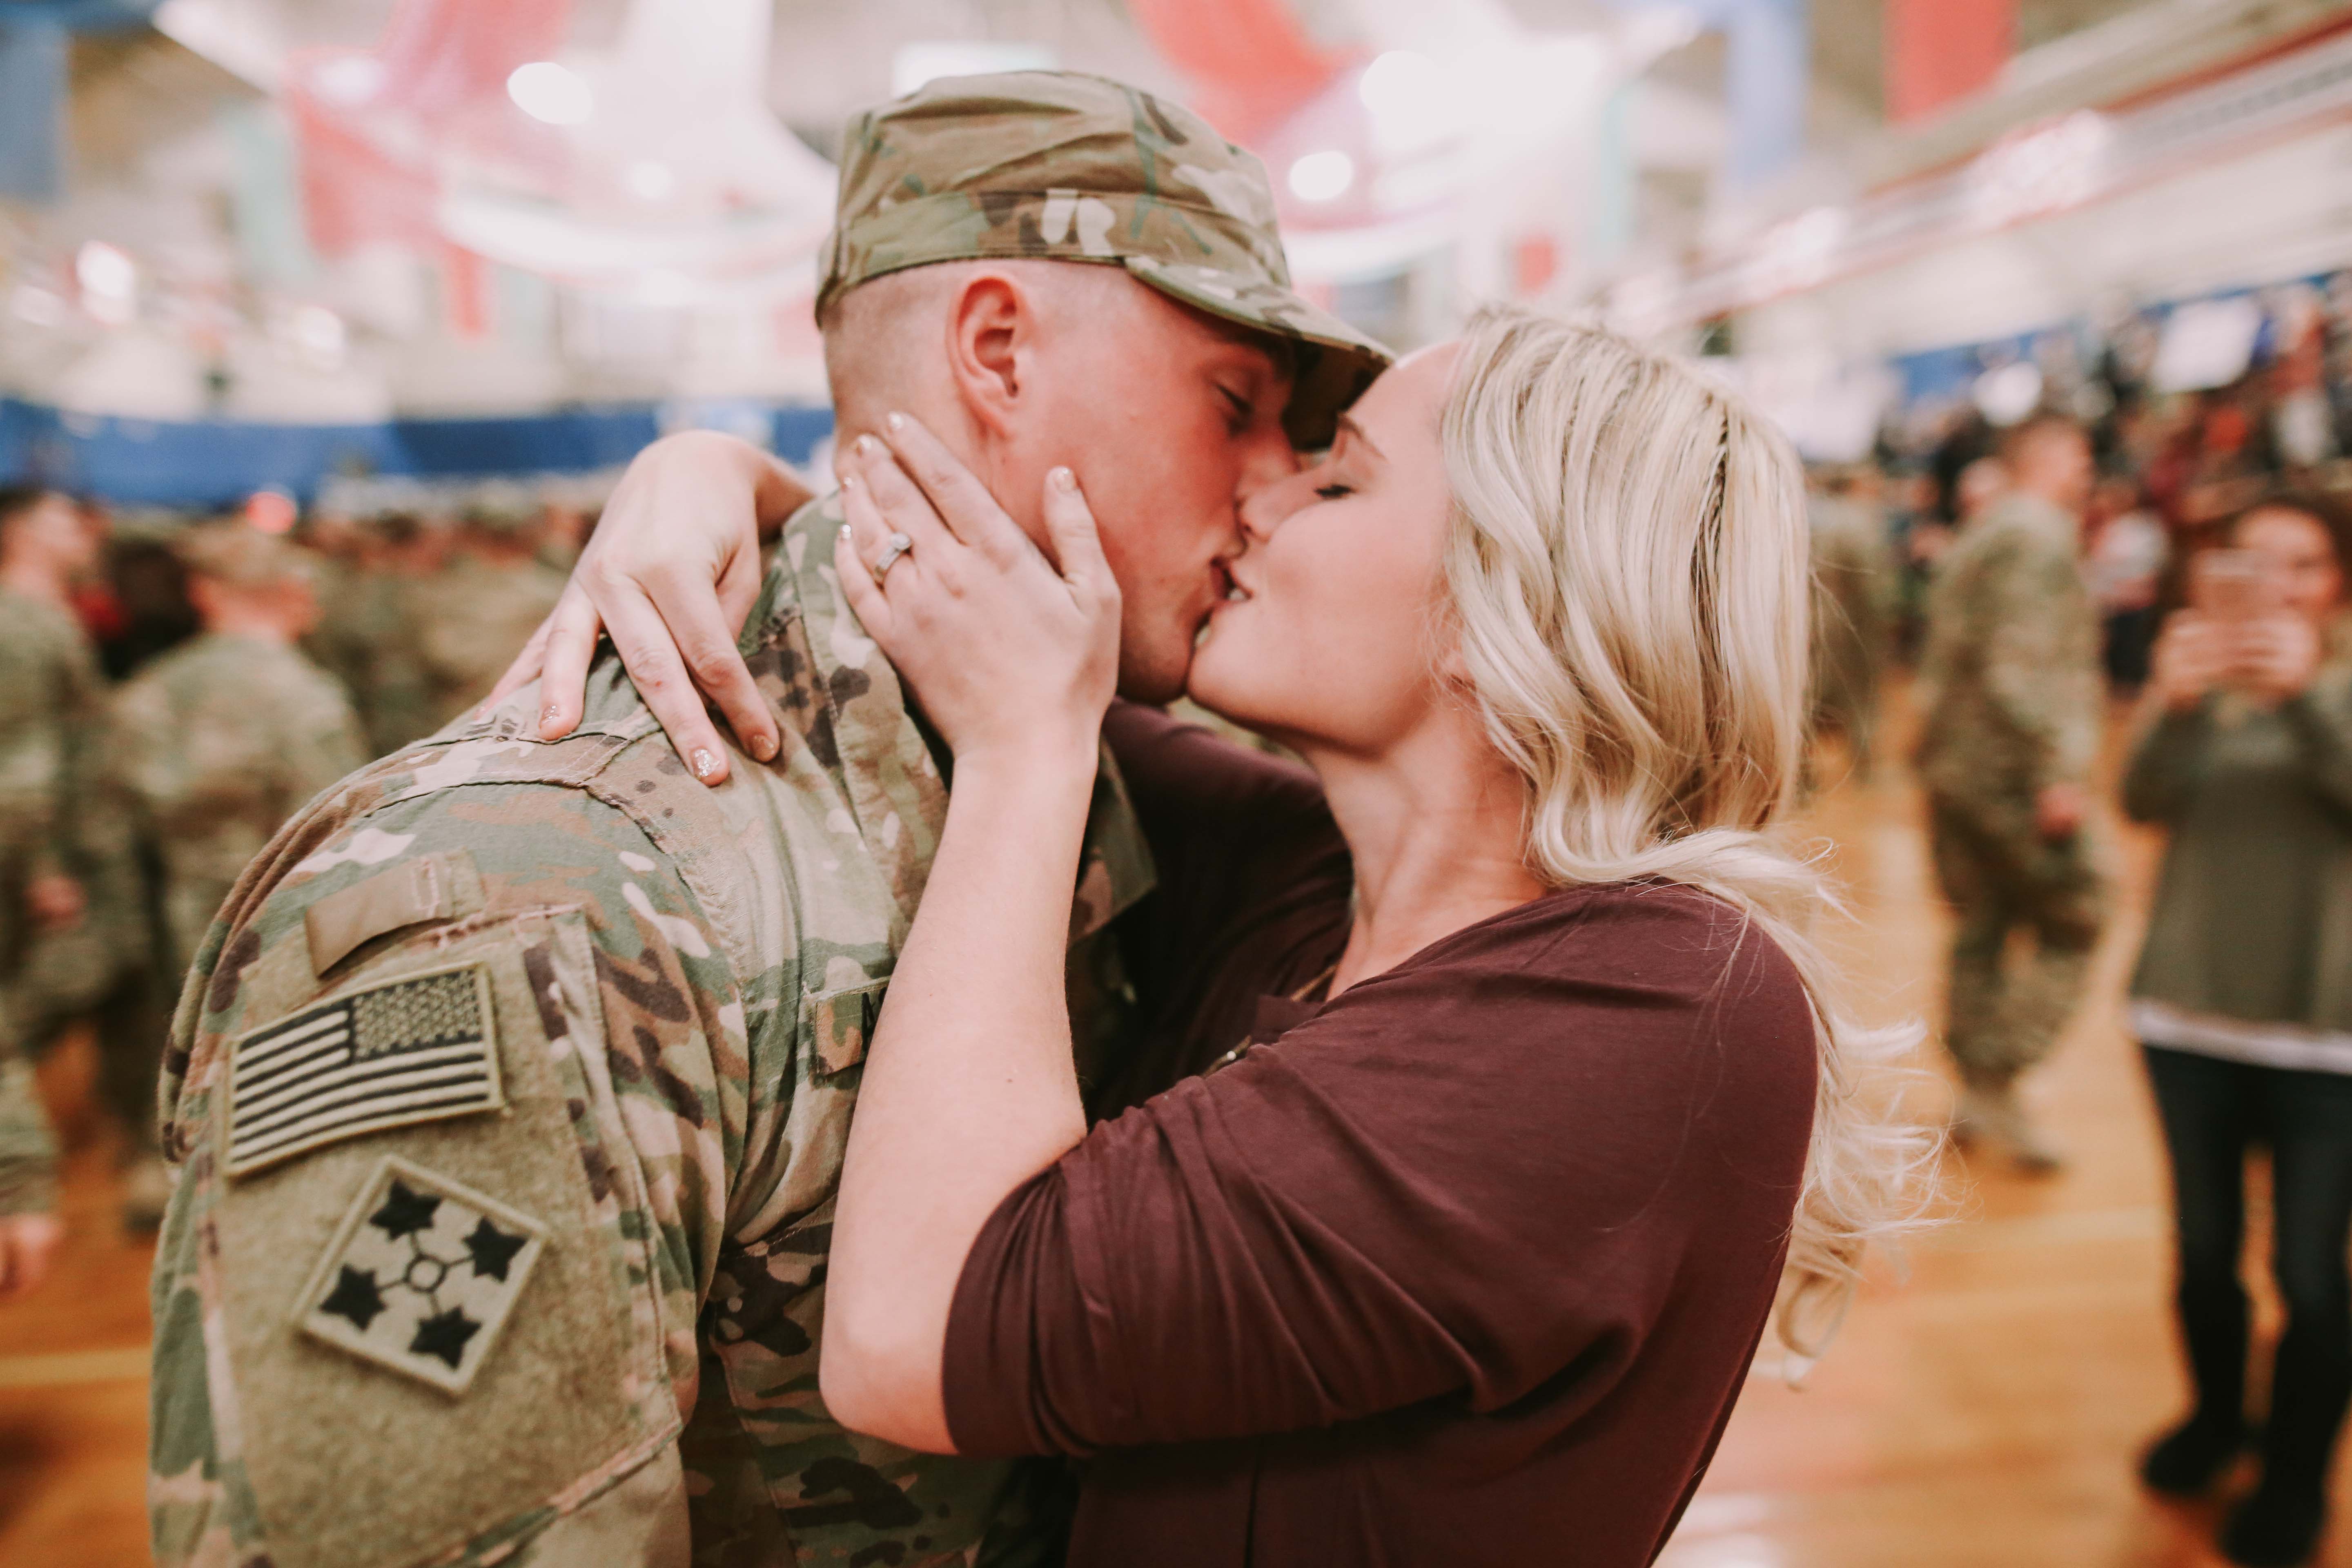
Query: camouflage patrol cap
[[818, 69, 1393, 448], [174, 525, 319, 589]]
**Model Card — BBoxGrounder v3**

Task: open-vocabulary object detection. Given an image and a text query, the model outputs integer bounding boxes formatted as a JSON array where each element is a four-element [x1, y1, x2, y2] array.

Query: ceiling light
[[507, 61, 593, 127], [77, 241, 135, 301], [1287, 150, 1355, 203], [314, 56, 385, 106]]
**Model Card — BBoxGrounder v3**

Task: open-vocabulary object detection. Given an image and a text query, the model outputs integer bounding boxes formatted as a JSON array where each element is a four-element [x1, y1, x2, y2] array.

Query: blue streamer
[[0, 21, 67, 203]]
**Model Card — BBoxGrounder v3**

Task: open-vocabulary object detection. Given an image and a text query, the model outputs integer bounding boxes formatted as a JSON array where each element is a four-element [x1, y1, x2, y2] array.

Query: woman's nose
[[1237, 470, 1311, 543]]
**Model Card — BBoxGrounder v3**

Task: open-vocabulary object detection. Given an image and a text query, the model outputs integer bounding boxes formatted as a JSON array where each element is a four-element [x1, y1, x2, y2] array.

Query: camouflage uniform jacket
[[0, 584, 105, 893], [312, 564, 437, 759], [149, 495, 1155, 1568], [1913, 492, 2102, 806], [409, 555, 569, 730], [1808, 494, 1893, 721], [112, 633, 370, 974], [0, 586, 102, 1215]]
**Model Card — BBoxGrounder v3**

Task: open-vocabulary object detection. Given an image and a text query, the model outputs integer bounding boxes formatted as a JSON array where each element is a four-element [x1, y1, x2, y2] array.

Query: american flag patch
[[225, 964, 503, 1178]]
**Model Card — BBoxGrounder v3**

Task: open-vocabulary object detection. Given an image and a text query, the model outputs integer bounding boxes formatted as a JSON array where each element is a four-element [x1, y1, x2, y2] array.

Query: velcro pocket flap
[[304, 849, 485, 975], [800, 978, 888, 1076]]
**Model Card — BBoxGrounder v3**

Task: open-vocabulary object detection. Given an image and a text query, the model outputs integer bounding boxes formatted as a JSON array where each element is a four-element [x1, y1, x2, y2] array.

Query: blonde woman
[[518, 307, 1919, 1565]]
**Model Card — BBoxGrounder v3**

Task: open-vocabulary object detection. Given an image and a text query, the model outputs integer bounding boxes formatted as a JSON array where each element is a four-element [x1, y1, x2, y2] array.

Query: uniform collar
[[747, 493, 1154, 942]]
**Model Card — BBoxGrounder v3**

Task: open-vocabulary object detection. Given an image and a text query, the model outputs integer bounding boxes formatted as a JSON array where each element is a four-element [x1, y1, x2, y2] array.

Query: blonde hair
[[1439, 305, 1931, 1361]]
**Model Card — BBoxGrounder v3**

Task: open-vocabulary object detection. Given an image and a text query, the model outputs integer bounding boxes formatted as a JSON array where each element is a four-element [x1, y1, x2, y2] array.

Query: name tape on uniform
[[225, 962, 504, 1178]]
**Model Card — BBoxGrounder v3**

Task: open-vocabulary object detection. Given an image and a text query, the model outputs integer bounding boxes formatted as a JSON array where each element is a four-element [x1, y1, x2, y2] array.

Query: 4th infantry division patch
[[225, 962, 503, 1177], [296, 1156, 548, 1394]]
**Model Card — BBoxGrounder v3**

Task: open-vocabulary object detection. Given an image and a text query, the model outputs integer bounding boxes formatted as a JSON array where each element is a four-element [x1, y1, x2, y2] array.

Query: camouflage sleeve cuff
[[0, 1059, 59, 1217]]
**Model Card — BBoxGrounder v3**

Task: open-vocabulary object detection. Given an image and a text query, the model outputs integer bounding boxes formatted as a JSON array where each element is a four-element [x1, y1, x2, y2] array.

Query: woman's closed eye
[[1315, 483, 1354, 501]]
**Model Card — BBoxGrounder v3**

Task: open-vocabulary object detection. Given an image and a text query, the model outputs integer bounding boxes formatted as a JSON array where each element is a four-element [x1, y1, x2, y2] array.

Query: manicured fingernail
[[752, 734, 779, 761], [854, 434, 879, 457], [540, 703, 561, 727], [1050, 466, 1076, 492], [885, 411, 906, 432], [839, 522, 852, 539], [691, 748, 719, 779], [840, 473, 857, 492]]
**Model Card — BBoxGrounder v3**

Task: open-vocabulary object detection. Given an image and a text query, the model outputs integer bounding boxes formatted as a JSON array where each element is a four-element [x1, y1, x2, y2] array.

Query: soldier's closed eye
[[1216, 384, 1252, 435]]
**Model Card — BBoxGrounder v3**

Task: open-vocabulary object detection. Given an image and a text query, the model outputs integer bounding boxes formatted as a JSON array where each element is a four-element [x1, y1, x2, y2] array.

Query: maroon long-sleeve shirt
[[942, 706, 1817, 1566]]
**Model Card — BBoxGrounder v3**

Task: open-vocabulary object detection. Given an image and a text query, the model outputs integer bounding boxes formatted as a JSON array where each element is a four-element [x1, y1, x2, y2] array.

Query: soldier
[[311, 512, 443, 758], [366, 514, 451, 754], [1807, 466, 1895, 780], [410, 498, 568, 730], [1915, 412, 2109, 1171], [112, 527, 369, 979], [147, 71, 1388, 1568], [4, 498, 180, 1227], [0, 485, 101, 1294], [301, 510, 381, 717]]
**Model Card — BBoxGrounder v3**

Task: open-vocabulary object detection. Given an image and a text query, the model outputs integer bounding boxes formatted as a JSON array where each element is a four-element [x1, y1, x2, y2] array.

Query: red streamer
[[1885, 0, 2016, 124], [1124, 0, 1356, 142]]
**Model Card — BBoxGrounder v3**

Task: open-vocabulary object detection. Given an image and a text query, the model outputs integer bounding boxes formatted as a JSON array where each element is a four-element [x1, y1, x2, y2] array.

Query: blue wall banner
[[0, 2, 162, 202], [0, 22, 69, 203], [0, 399, 835, 508]]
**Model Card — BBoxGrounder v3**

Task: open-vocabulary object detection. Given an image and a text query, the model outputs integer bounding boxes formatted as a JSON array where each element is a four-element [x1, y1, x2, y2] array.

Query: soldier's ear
[[944, 270, 1033, 439]]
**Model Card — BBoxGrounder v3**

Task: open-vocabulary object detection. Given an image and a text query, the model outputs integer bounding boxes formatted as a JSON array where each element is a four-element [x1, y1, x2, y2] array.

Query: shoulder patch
[[225, 962, 503, 1177], [293, 1155, 548, 1396]]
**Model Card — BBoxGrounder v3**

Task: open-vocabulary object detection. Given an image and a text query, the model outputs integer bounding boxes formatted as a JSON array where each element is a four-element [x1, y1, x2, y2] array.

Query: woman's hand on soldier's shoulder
[[484, 431, 813, 785]]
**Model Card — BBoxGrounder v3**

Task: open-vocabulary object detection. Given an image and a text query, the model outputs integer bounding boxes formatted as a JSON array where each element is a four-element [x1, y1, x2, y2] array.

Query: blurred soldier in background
[[536, 489, 595, 573], [301, 511, 377, 713], [2, 497, 179, 1227], [313, 514, 440, 757], [112, 528, 368, 978], [0, 486, 97, 1295], [1809, 466, 1895, 780], [1955, 454, 2012, 528], [1915, 414, 2109, 1171], [411, 498, 566, 728]]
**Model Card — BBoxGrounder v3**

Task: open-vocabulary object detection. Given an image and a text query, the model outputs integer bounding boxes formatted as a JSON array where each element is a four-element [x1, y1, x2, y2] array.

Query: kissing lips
[[1210, 559, 1253, 612]]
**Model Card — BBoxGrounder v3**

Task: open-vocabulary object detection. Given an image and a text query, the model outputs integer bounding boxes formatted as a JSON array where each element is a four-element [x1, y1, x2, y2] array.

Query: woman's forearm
[[820, 742, 1100, 1451]]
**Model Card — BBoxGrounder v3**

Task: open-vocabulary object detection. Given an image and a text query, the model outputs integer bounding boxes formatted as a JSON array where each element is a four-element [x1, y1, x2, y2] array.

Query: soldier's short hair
[[174, 525, 319, 591], [1997, 410, 2085, 463], [0, 483, 60, 532]]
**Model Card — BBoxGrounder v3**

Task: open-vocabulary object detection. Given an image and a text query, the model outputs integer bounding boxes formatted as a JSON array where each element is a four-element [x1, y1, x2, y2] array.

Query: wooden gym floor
[[0, 684, 2341, 1566]]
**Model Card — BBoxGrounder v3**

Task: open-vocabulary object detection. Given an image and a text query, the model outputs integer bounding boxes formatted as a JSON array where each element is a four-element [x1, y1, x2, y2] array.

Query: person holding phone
[[2127, 492, 2352, 1567]]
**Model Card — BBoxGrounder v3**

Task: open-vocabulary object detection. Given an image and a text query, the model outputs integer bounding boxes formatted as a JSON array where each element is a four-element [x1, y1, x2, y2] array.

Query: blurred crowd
[[1802, 299, 2352, 1566], [0, 482, 586, 1266]]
